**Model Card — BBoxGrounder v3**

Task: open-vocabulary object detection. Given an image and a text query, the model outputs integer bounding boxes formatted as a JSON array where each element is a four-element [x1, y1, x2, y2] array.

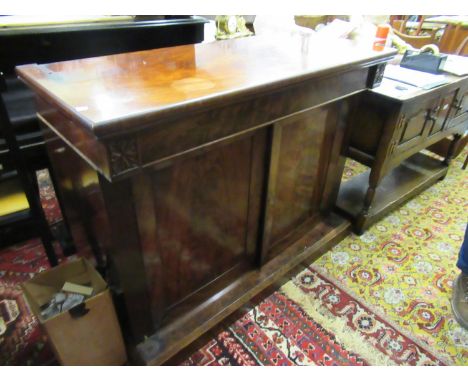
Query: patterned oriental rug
[[0, 150, 467, 365], [182, 150, 468, 366], [0, 171, 66, 366]]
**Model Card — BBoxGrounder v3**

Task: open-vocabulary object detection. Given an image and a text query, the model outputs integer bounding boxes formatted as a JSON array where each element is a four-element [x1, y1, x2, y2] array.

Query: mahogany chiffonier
[[17, 36, 394, 364], [336, 69, 468, 234]]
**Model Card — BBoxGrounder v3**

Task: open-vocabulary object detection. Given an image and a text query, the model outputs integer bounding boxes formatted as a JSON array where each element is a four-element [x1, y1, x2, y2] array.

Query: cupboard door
[[269, 109, 327, 244], [448, 86, 468, 129], [393, 97, 439, 158], [397, 98, 439, 146], [140, 130, 266, 322], [428, 91, 457, 136], [454, 87, 468, 118], [260, 103, 344, 263]]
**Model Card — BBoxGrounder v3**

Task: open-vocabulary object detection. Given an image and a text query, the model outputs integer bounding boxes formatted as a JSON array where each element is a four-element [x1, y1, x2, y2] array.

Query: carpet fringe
[[281, 281, 397, 366]]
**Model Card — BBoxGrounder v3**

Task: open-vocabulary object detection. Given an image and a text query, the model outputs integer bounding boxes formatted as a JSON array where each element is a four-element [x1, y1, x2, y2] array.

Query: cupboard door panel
[[269, 107, 328, 247], [145, 133, 263, 314], [395, 97, 439, 152], [429, 91, 456, 136], [398, 108, 431, 144], [448, 87, 468, 129]]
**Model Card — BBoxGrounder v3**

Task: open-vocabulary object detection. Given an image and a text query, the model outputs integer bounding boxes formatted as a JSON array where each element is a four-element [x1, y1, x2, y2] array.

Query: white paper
[[442, 55, 468, 76], [373, 77, 421, 99], [384, 64, 449, 89]]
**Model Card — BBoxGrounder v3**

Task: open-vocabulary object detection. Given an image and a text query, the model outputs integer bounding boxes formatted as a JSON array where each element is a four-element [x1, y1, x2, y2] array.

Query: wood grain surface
[[17, 36, 394, 137]]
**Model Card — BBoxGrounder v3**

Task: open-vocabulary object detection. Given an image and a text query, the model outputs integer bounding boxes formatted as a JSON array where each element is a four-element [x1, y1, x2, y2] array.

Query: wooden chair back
[[455, 35, 468, 56], [393, 28, 437, 49]]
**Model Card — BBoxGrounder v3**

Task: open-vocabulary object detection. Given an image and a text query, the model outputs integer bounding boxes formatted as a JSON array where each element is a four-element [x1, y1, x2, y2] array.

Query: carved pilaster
[[108, 137, 139, 177]]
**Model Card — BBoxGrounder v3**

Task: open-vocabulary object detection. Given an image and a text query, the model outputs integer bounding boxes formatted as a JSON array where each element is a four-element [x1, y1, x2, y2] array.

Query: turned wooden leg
[[355, 171, 382, 234], [353, 185, 376, 234], [444, 134, 462, 166], [463, 152, 468, 170], [362, 185, 377, 217]]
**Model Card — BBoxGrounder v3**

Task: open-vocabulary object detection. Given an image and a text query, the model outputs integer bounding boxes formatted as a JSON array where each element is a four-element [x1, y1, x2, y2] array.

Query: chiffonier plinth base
[[136, 213, 350, 365]]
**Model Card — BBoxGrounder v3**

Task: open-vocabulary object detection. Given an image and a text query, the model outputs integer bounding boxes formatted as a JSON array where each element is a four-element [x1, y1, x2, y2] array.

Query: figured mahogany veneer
[[17, 36, 395, 364]]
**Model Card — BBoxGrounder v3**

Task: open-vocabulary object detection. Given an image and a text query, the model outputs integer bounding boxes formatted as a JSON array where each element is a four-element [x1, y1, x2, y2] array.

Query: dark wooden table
[[17, 36, 394, 364], [0, 16, 207, 75], [336, 68, 468, 234], [0, 15, 207, 265]]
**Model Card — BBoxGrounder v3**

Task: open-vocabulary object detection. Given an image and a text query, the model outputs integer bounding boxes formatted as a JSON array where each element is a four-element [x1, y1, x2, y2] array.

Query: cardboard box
[[22, 258, 127, 365]]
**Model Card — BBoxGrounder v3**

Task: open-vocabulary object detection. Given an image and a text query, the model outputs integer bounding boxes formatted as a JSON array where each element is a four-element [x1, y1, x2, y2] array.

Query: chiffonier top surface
[[16, 35, 394, 138]]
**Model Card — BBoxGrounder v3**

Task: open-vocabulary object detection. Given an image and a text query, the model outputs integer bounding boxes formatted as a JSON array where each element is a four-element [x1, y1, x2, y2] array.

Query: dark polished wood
[[149, 136, 257, 319], [0, 16, 206, 76], [1, 16, 207, 261], [17, 36, 392, 138], [40, 120, 110, 264], [269, 110, 327, 245], [337, 153, 448, 231], [337, 69, 468, 234], [17, 36, 395, 364], [140, 213, 350, 365], [428, 133, 468, 162], [0, 85, 57, 264]]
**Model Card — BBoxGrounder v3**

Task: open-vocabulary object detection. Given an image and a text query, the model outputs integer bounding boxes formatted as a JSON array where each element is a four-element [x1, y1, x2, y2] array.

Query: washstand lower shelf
[[336, 152, 449, 234]]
